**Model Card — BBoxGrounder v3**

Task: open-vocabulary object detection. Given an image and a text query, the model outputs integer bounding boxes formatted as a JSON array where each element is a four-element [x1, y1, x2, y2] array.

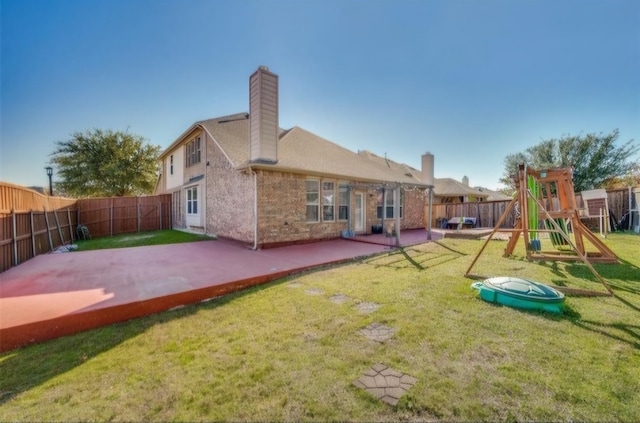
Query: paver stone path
[[353, 363, 417, 406], [358, 322, 397, 342]]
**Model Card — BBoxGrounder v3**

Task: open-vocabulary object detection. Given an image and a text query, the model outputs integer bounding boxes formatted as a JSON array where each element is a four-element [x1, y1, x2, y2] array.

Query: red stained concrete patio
[[1, 229, 449, 352]]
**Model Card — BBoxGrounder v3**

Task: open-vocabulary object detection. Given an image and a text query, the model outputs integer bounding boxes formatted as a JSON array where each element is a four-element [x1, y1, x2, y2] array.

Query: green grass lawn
[[74, 229, 212, 251], [1, 233, 639, 421]]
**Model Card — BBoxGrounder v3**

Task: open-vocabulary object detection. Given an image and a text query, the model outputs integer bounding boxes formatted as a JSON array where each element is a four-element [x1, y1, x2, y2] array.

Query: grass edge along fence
[[0, 182, 172, 273]]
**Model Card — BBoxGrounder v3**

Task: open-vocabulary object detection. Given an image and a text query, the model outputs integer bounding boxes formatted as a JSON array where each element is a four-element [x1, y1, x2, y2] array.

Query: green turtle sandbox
[[471, 276, 565, 313]]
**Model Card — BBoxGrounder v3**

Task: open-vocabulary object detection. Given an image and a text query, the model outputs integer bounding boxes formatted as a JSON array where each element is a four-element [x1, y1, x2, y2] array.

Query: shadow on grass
[[399, 248, 425, 270], [0, 281, 277, 406], [570, 319, 640, 350], [365, 245, 465, 271], [487, 301, 640, 350]]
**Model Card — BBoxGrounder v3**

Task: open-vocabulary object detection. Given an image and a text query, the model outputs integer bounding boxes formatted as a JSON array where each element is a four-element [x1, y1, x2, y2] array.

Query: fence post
[[137, 197, 141, 232], [110, 198, 114, 237], [158, 203, 162, 230], [43, 206, 53, 251], [30, 209, 36, 258], [67, 208, 74, 242], [11, 209, 18, 267], [54, 209, 64, 245]]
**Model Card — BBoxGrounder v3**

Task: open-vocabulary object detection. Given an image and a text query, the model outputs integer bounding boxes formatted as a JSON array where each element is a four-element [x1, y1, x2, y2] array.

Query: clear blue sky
[[1, 0, 639, 191]]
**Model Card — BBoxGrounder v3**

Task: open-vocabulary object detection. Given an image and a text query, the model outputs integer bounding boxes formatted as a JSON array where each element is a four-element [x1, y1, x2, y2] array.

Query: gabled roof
[[162, 112, 500, 194], [164, 112, 428, 186]]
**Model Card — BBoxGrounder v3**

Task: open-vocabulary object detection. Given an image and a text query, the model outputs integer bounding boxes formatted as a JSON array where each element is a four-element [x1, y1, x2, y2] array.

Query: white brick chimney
[[249, 66, 278, 163]]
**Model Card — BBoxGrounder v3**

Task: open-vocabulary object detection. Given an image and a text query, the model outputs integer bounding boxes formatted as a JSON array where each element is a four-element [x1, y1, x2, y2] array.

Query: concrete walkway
[[1, 237, 395, 352]]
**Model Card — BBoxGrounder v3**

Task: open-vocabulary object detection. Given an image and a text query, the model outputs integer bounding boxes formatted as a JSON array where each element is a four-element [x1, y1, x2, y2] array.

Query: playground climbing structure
[[466, 165, 618, 296]]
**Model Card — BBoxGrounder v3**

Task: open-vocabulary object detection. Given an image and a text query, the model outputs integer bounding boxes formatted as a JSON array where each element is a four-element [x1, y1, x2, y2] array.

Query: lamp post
[[45, 166, 53, 196]]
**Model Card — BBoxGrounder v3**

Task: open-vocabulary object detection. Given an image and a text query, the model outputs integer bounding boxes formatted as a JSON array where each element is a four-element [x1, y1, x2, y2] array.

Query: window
[[172, 191, 182, 223], [322, 181, 335, 221], [338, 184, 349, 220], [170, 155, 174, 175], [187, 186, 198, 215], [376, 188, 403, 219], [186, 137, 201, 167], [306, 180, 319, 222]]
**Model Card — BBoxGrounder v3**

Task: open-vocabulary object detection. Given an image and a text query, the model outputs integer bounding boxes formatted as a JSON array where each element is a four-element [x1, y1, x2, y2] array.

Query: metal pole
[[395, 187, 401, 247], [427, 186, 433, 240]]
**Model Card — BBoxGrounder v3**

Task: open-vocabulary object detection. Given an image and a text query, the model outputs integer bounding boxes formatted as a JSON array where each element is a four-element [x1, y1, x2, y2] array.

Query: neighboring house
[[433, 177, 490, 203], [474, 187, 513, 202], [155, 66, 434, 248]]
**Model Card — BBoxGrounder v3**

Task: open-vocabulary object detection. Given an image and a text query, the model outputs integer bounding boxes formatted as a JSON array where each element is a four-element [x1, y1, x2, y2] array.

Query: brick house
[[155, 66, 434, 248]]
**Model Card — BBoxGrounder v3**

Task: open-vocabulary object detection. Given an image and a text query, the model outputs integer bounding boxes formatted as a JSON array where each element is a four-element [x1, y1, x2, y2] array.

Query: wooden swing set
[[465, 164, 618, 296]]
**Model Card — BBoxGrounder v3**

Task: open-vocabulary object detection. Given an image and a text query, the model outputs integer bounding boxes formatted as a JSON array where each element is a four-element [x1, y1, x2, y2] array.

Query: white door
[[354, 192, 365, 232], [185, 185, 201, 228]]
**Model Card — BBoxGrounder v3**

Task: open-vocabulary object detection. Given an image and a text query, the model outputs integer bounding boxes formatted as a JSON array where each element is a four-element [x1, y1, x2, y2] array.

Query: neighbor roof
[[434, 178, 489, 199]]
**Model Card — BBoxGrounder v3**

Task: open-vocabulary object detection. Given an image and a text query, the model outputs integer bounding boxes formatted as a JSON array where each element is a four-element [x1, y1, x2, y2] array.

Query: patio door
[[354, 192, 365, 232]]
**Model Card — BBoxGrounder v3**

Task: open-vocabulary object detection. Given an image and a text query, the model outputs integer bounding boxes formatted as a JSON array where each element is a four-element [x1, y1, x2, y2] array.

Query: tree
[[500, 129, 639, 192], [51, 129, 162, 197]]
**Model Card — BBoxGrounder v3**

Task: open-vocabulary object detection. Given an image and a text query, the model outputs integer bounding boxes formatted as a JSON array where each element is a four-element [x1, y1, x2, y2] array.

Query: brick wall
[[206, 140, 254, 242], [255, 172, 427, 247], [256, 171, 323, 246]]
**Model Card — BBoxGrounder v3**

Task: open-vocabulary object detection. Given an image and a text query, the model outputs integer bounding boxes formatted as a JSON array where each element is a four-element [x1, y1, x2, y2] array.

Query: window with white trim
[[186, 137, 201, 167], [338, 183, 349, 221], [306, 180, 319, 222], [186, 186, 198, 215], [376, 188, 403, 219], [322, 181, 335, 221]]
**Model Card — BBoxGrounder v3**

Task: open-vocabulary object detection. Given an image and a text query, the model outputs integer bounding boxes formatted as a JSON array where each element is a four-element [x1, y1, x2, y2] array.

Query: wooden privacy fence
[[1, 182, 172, 272], [431, 200, 518, 229], [77, 195, 172, 239], [0, 207, 78, 272], [431, 187, 638, 230]]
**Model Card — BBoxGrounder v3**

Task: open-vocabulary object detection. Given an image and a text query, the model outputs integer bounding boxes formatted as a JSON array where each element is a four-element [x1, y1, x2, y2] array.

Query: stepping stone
[[358, 322, 397, 342], [329, 293, 351, 304], [353, 363, 417, 406], [355, 302, 380, 313], [287, 282, 302, 288], [305, 287, 323, 295]]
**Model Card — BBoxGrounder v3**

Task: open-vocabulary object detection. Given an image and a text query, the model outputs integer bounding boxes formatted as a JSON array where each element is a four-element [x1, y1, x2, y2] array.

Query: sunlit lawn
[[1, 233, 639, 421], [74, 229, 212, 251]]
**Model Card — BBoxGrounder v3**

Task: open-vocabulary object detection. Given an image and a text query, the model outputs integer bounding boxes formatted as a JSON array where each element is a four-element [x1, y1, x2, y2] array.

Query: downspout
[[203, 127, 208, 236], [250, 167, 259, 250]]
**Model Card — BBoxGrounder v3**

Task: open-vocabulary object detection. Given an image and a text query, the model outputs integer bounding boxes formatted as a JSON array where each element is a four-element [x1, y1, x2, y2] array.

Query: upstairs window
[[170, 155, 174, 175], [186, 137, 201, 167]]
